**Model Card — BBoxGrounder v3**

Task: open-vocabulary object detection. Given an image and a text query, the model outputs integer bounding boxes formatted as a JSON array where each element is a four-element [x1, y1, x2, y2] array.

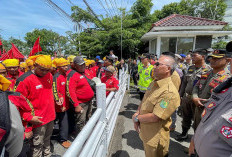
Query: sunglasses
[[154, 62, 170, 67]]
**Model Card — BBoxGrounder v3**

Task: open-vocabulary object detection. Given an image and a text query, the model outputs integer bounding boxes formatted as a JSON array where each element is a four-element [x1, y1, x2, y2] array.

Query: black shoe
[[175, 133, 188, 141]]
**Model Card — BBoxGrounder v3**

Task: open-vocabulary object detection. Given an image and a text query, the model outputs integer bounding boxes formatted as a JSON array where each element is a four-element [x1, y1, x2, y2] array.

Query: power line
[[82, 0, 106, 28], [108, 0, 118, 16], [43, 0, 86, 30], [96, 0, 112, 18]]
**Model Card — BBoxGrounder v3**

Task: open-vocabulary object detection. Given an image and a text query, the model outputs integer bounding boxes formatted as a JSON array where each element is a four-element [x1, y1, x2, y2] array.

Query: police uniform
[[179, 64, 210, 134], [192, 68, 231, 130], [139, 77, 180, 157], [194, 77, 232, 157]]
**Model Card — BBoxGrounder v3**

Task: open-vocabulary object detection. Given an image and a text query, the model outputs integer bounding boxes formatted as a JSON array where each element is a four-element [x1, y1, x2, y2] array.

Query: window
[[177, 37, 194, 54], [161, 37, 177, 53], [160, 37, 194, 54]]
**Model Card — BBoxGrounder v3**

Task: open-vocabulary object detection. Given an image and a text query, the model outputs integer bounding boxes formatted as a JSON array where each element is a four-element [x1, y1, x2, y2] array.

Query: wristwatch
[[134, 114, 139, 123]]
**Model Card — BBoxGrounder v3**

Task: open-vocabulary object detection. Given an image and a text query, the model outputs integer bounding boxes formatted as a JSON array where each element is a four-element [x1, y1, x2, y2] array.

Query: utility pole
[[78, 23, 81, 54], [120, 10, 123, 59]]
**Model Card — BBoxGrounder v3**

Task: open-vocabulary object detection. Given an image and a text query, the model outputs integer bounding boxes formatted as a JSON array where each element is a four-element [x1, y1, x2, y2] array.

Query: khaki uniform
[[192, 68, 231, 130], [170, 70, 181, 129], [139, 77, 180, 157], [179, 64, 210, 130], [194, 80, 232, 157], [171, 71, 181, 90]]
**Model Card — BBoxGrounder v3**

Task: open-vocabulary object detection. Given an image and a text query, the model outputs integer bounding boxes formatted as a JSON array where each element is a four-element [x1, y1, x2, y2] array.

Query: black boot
[[175, 126, 188, 141]]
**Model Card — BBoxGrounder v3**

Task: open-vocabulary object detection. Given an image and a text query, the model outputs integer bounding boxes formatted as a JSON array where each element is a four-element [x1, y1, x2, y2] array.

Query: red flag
[[0, 39, 2, 46], [11, 43, 24, 59], [0, 53, 10, 61], [7, 48, 13, 59], [29, 37, 42, 56]]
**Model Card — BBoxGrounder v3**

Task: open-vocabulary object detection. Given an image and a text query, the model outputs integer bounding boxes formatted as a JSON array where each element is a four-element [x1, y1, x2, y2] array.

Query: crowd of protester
[[0, 50, 125, 157], [131, 41, 232, 157], [2, 41, 232, 157]]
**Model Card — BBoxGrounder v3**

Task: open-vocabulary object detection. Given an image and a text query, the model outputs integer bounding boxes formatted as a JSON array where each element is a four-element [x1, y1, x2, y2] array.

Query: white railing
[[64, 68, 130, 157]]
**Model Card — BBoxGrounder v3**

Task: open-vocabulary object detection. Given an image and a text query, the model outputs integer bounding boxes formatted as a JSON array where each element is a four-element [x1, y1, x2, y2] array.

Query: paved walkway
[[108, 87, 194, 157]]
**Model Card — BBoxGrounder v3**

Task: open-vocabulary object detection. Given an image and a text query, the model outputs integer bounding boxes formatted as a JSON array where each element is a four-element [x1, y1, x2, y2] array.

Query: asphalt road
[[108, 87, 194, 157]]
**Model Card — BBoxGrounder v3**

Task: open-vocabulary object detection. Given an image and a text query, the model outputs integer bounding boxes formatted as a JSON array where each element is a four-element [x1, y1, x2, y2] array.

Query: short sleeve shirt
[[139, 77, 180, 148]]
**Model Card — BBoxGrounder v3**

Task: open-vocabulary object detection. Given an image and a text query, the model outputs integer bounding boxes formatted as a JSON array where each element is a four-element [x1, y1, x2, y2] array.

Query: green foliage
[[24, 29, 67, 55], [152, 0, 227, 21], [212, 40, 228, 49]]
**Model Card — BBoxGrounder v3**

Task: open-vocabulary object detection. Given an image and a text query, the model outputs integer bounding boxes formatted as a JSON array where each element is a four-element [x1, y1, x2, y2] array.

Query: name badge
[[36, 85, 43, 89]]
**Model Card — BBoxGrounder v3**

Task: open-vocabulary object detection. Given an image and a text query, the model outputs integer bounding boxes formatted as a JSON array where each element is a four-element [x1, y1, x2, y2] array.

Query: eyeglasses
[[154, 62, 170, 67]]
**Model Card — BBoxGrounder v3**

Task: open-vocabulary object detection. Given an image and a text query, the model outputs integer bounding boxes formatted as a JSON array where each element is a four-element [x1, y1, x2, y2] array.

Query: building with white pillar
[[141, 14, 232, 57]]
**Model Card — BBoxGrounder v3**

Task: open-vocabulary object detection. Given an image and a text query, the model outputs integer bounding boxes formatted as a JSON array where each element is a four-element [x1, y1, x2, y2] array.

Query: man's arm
[[137, 113, 161, 123]]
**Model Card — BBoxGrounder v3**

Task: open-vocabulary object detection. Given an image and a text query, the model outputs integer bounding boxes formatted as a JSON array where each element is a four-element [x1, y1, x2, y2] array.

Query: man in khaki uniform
[[192, 49, 231, 131], [161, 52, 181, 131], [132, 55, 180, 157]]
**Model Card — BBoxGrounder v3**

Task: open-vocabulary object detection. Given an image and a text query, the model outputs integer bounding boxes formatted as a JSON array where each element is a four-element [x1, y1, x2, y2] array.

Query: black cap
[[226, 41, 232, 52], [140, 53, 150, 59], [73, 56, 85, 65], [208, 49, 231, 58], [192, 48, 208, 55]]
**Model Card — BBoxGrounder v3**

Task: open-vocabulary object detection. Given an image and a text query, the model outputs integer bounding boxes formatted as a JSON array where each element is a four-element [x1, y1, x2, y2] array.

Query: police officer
[[192, 49, 231, 131], [189, 41, 232, 157], [137, 53, 153, 100], [132, 55, 180, 157], [189, 76, 232, 157], [176, 48, 211, 141]]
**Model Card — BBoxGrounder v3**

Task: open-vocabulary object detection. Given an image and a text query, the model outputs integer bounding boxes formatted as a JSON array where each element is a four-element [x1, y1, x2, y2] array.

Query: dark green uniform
[[179, 64, 210, 133], [192, 68, 231, 131]]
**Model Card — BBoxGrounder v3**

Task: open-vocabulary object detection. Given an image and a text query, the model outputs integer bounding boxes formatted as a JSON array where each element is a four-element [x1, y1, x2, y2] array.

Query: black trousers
[[67, 107, 76, 134], [56, 111, 69, 142], [132, 73, 138, 86]]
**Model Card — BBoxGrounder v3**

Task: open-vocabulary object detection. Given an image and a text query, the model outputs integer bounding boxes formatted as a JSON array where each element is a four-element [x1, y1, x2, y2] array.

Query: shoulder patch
[[160, 99, 168, 109], [220, 126, 232, 139]]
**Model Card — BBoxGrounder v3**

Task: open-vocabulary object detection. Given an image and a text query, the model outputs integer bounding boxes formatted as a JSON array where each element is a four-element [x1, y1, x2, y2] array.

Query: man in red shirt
[[67, 55, 76, 75], [52, 58, 71, 148], [3, 59, 24, 91], [66, 56, 94, 135], [85, 60, 94, 79], [15, 55, 55, 157], [90, 60, 99, 77], [101, 65, 119, 96]]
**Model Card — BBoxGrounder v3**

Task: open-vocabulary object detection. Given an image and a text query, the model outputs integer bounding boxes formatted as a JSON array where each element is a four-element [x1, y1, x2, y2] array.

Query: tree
[[24, 29, 66, 55], [152, 0, 227, 21]]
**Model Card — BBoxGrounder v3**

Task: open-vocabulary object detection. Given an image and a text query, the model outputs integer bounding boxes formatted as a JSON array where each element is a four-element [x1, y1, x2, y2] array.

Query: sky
[[0, 0, 180, 40]]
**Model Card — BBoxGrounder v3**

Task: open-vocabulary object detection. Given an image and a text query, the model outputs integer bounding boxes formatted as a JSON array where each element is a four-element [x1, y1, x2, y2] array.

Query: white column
[[156, 36, 161, 58], [193, 36, 196, 50], [149, 40, 151, 53]]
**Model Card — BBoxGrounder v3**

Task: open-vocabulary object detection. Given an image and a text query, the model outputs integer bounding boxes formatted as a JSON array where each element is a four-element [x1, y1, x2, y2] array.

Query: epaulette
[[187, 66, 195, 73], [218, 70, 226, 75], [201, 71, 211, 79], [213, 77, 232, 93]]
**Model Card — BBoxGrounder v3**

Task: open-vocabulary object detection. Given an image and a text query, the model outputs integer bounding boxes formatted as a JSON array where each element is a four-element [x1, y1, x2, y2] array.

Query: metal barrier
[[64, 69, 130, 157]]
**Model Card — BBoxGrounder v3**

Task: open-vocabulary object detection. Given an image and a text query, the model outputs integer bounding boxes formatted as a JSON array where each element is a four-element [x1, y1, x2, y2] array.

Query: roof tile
[[152, 14, 228, 27]]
